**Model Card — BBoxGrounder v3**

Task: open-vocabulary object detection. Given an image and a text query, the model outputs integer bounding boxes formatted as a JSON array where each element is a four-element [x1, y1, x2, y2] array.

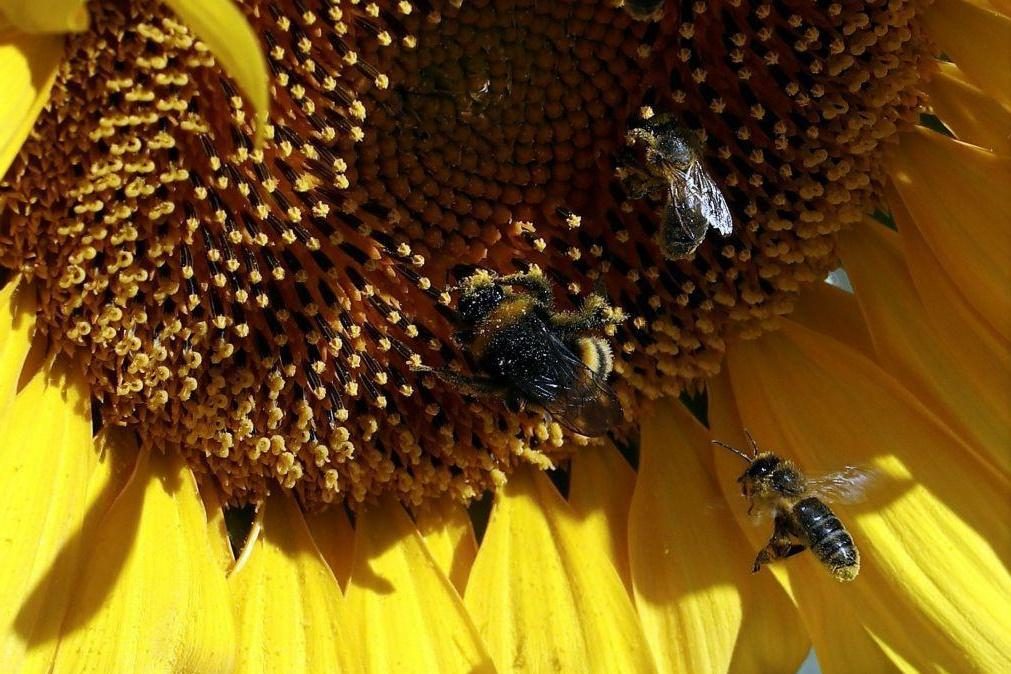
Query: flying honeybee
[[714, 432, 867, 582], [414, 267, 623, 437], [623, 0, 667, 22], [617, 112, 734, 259]]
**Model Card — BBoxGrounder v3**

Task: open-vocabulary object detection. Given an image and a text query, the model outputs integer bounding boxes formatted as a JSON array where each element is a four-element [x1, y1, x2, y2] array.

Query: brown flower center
[[0, 0, 931, 507]]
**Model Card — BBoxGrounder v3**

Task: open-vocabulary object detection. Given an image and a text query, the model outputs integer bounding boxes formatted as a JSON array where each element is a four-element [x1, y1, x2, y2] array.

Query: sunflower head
[[1, 0, 1008, 672], [0, 0, 934, 509]]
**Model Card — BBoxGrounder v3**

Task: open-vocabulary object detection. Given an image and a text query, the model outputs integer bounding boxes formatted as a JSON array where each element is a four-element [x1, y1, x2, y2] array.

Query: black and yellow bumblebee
[[715, 432, 867, 582], [416, 267, 623, 437]]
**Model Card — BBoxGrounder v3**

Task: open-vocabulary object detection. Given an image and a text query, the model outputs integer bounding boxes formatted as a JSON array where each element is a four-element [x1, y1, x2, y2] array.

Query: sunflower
[[1, 0, 1008, 671]]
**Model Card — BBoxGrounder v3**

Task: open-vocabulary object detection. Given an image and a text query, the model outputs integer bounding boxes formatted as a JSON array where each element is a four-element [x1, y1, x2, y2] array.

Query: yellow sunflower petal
[[229, 490, 358, 674], [630, 399, 808, 674], [726, 322, 1011, 673], [161, 0, 269, 147], [709, 371, 904, 673], [304, 505, 355, 593], [0, 30, 63, 180], [0, 0, 88, 33], [838, 220, 1010, 475], [984, 0, 1011, 17], [345, 496, 493, 673], [886, 183, 1011, 346], [415, 497, 478, 593], [568, 439, 635, 591], [0, 276, 35, 414], [887, 128, 1011, 328], [928, 62, 1011, 155], [789, 279, 875, 361], [923, 0, 1011, 109], [0, 356, 93, 672], [466, 465, 655, 674], [52, 447, 236, 673]]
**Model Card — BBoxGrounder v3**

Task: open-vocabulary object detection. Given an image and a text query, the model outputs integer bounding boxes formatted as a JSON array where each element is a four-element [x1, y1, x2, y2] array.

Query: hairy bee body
[[721, 443, 862, 582], [423, 269, 622, 437], [617, 113, 734, 260], [470, 295, 612, 413], [791, 496, 860, 582]]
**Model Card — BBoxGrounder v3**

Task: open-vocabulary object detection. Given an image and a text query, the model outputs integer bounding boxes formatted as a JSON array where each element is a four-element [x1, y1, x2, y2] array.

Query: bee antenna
[[742, 428, 761, 457], [711, 439, 753, 463]]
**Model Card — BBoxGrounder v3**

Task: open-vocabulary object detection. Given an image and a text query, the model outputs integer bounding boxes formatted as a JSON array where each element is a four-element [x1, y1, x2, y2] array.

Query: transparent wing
[[511, 322, 622, 437], [684, 161, 734, 236], [806, 465, 878, 505], [539, 364, 622, 437]]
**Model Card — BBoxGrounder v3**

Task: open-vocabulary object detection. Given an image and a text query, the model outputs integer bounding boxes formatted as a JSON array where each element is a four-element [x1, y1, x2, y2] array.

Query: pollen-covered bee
[[714, 432, 867, 582], [617, 112, 733, 259], [623, 0, 666, 22], [416, 267, 623, 437]]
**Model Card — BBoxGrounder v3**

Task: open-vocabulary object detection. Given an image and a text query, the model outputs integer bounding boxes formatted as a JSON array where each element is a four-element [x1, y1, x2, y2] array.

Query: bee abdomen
[[577, 337, 613, 378], [794, 497, 860, 582]]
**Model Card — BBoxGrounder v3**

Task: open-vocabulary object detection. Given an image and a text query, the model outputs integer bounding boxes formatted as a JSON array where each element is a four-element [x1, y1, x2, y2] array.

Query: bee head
[[457, 273, 506, 324], [738, 453, 782, 498], [626, 113, 695, 167]]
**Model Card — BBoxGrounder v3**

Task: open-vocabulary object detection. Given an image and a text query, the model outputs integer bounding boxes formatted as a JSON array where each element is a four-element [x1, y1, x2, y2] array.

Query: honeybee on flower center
[[617, 111, 734, 260]]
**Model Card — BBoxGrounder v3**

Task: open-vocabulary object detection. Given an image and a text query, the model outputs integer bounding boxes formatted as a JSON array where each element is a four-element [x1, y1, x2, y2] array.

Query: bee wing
[[512, 324, 622, 437], [683, 161, 734, 236], [540, 363, 623, 438], [806, 465, 878, 504]]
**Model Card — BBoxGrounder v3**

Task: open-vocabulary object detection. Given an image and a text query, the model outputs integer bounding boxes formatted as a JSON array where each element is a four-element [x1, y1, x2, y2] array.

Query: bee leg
[[550, 293, 622, 337], [496, 268, 553, 305], [753, 539, 807, 573], [783, 544, 807, 559], [753, 516, 806, 573], [411, 366, 505, 398]]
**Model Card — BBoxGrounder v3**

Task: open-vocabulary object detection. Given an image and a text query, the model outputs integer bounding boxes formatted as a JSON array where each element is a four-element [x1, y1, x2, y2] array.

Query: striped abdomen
[[793, 497, 860, 582]]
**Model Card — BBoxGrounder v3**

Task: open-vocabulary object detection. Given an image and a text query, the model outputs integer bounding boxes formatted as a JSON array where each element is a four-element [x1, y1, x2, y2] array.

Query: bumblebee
[[617, 112, 733, 259], [417, 267, 623, 437], [623, 0, 667, 22], [714, 432, 865, 582]]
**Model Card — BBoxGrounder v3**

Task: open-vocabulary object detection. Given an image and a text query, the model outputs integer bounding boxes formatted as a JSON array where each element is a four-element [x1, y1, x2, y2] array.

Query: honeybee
[[617, 112, 733, 259], [623, 0, 666, 22], [714, 432, 866, 582], [415, 267, 623, 437]]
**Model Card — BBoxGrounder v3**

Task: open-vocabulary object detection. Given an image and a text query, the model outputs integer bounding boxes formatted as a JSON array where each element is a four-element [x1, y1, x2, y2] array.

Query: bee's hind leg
[[411, 365, 505, 399], [753, 515, 806, 573], [550, 292, 623, 337]]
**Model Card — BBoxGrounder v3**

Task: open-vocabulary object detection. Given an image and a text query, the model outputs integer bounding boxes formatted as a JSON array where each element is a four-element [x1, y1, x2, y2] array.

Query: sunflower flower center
[[0, 0, 932, 508]]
